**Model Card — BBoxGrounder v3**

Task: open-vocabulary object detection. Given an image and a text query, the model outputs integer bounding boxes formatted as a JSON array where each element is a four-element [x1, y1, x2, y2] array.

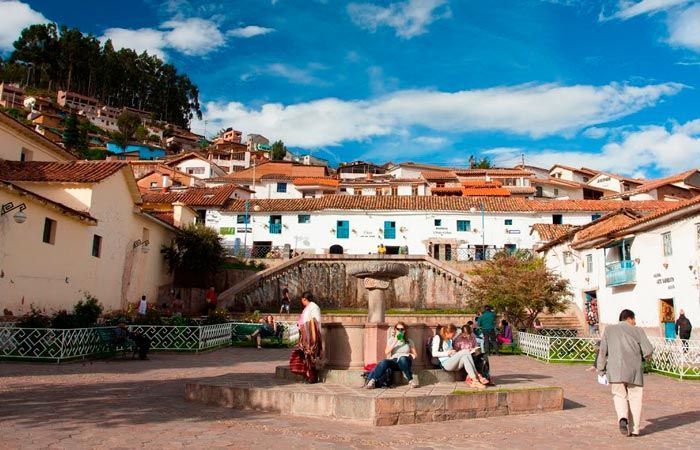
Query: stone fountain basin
[[347, 262, 409, 279]]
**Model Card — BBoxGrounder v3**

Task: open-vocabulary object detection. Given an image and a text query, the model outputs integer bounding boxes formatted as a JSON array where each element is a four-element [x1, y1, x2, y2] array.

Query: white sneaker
[[365, 379, 376, 389], [409, 379, 419, 388]]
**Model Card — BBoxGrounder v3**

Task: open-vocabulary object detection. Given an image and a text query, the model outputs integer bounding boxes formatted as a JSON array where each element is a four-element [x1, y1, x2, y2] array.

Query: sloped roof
[[224, 161, 328, 183], [0, 160, 126, 183], [292, 177, 340, 187], [421, 170, 458, 181], [454, 168, 534, 177], [531, 223, 576, 242], [222, 196, 673, 214], [145, 210, 175, 227], [141, 184, 240, 207], [602, 169, 700, 199], [611, 195, 700, 234]]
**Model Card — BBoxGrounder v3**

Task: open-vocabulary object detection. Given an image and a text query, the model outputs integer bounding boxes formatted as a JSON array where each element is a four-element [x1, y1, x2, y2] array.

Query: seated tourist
[[250, 315, 276, 349], [452, 324, 491, 385], [114, 322, 150, 360], [467, 319, 484, 351], [431, 324, 487, 389], [497, 319, 513, 345], [365, 322, 419, 389]]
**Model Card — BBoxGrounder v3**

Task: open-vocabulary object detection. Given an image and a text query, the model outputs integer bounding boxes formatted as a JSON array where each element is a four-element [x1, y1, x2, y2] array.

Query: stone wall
[[219, 255, 475, 312]]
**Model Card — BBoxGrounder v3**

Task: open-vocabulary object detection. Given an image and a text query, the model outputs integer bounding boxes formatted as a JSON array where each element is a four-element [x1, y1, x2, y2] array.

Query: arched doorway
[[329, 244, 344, 255]]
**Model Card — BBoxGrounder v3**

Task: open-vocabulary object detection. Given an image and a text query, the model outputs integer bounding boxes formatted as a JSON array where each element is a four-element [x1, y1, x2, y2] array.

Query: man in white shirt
[[138, 295, 148, 316]]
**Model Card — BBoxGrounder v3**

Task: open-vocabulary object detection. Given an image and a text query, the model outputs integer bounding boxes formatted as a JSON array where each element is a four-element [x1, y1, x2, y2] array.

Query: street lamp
[[469, 202, 486, 260], [1, 202, 27, 224]]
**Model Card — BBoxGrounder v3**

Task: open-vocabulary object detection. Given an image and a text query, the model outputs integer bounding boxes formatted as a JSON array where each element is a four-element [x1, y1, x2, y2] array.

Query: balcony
[[605, 260, 636, 287], [269, 223, 282, 234]]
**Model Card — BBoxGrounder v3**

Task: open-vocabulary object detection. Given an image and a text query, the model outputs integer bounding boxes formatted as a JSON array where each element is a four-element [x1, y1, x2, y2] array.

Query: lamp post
[[470, 202, 486, 260]]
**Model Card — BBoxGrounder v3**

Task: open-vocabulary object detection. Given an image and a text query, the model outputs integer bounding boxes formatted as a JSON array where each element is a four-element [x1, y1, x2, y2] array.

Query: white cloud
[[582, 126, 610, 139], [611, 0, 690, 20], [492, 120, 700, 176], [228, 25, 275, 38], [161, 18, 225, 55], [668, 4, 700, 51], [0, 1, 49, 52], [347, 0, 451, 39], [195, 81, 682, 147], [101, 17, 260, 58], [242, 63, 325, 85], [413, 136, 447, 145]]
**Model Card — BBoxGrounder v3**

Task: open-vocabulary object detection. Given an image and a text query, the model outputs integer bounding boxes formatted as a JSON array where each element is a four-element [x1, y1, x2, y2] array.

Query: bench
[[231, 323, 288, 347], [96, 328, 138, 359]]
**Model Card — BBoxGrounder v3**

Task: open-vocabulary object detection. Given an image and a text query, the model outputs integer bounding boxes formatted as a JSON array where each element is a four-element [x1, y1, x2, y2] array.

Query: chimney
[[162, 175, 170, 193]]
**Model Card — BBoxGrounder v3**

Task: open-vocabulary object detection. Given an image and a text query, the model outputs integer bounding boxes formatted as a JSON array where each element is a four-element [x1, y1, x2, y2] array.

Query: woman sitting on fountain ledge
[[289, 292, 323, 383], [431, 324, 488, 390], [365, 322, 419, 389]]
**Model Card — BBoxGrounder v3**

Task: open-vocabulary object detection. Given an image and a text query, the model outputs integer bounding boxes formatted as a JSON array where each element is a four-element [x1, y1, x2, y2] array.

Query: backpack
[[362, 367, 394, 388], [678, 317, 692, 334]]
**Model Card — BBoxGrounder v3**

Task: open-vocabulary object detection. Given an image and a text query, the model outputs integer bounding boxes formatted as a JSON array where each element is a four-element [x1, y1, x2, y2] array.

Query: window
[[456, 220, 471, 232], [391, 186, 398, 196], [276, 182, 287, 193], [552, 214, 563, 225], [504, 244, 517, 254], [535, 186, 543, 197], [42, 218, 56, 244], [186, 167, 205, 175], [237, 214, 249, 224], [269, 215, 282, 234], [92, 235, 102, 258], [662, 232, 672, 256], [150, 182, 158, 188], [586, 254, 593, 273], [411, 185, 419, 196], [384, 221, 396, 239], [298, 214, 311, 224], [340, 187, 347, 193], [505, 219, 513, 226], [583, 177, 590, 183], [553, 188, 559, 196], [375, 187, 383, 196], [592, 214, 601, 221], [20, 148, 33, 161], [434, 219, 442, 227], [336, 220, 349, 239], [354, 189, 362, 196], [436, 182, 445, 188], [563, 251, 573, 264]]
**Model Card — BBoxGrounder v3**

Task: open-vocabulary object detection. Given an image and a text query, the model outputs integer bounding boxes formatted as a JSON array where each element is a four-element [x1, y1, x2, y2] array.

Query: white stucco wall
[[0, 120, 70, 162]]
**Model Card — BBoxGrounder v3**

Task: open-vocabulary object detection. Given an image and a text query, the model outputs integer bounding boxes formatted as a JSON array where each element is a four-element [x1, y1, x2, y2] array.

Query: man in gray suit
[[596, 309, 654, 437]]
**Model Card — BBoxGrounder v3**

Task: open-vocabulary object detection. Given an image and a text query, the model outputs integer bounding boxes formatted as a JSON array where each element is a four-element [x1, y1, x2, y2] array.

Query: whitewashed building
[[538, 198, 700, 337]]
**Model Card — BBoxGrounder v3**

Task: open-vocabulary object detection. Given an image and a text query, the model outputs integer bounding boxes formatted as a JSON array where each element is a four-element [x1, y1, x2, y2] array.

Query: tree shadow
[[642, 410, 700, 435]]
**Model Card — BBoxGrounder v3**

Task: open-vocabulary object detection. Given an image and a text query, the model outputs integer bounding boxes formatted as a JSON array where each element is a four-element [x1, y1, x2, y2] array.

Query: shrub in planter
[[102, 310, 131, 326], [133, 308, 163, 325], [16, 306, 51, 328], [167, 314, 195, 326], [73, 294, 103, 327], [203, 308, 229, 325], [50, 310, 81, 329]]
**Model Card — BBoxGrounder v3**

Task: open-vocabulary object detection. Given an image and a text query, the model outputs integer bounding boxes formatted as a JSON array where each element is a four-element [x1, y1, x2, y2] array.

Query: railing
[[269, 223, 282, 234], [536, 328, 579, 337], [454, 247, 532, 262], [0, 321, 297, 362], [605, 260, 636, 287], [517, 332, 700, 380]]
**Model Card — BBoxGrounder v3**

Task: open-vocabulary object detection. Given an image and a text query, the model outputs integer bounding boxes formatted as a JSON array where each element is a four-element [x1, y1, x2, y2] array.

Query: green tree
[[134, 124, 149, 142], [469, 155, 492, 169], [162, 224, 226, 275], [114, 110, 141, 147], [271, 140, 287, 160], [62, 112, 80, 149], [465, 251, 571, 330]]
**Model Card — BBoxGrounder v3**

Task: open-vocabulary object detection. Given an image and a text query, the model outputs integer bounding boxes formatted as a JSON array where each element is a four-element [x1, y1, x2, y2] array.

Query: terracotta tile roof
[[293, 177, 340, 187], [461, 187, 511, 196], [602, 169, 700, 199], [572, 212, 642, 248], [611, 195, 700, 233], [506, 186, 537, 194], [550, 164, 598, 176], [222, 196, 673, 214], [421, 170, 458, 181], [533, 177, 583, 188], [531, 223, 576, 241], [454, 168, 533, 177], [0, 180, 97, 223], [431, 187, 465, 196], [461, 180, 503, 187], [142, 184, 240, 207], [224, 161, 328, 183], [0, 160, 126, 183], [144, 210, 175, 227]]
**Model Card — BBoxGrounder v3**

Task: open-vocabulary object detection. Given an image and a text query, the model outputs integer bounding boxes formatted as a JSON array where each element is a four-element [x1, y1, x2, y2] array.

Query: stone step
[[185, 378, 564, 426], [275, 366, 466, 387]]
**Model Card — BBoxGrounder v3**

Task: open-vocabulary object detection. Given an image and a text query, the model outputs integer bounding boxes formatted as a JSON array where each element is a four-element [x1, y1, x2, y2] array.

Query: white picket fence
[[517, 332, 700, 380], [0, 321, 296, 362]]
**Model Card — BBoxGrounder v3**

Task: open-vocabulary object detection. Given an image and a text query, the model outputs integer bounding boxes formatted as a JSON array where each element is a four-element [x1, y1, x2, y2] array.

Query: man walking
[[477, 306, 497, 355], [596, 309, 654, 437], [675, 309, 693, 353]]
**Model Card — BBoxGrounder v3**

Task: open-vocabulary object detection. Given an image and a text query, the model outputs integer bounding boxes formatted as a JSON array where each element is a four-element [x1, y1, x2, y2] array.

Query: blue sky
[[3, 0, 700, 175]]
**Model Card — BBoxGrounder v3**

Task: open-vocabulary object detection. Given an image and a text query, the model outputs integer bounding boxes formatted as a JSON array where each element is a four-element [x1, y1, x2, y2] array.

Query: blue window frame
[[384, 221, 396, 239], [276, 182, 287, 193], [298, 214, 311, 224], [505, 219, 513, 226], [592, 214, 601, 221], [237, 214, 248, 224], [337, 220, 349, 239], [269, 215, 282, 234], [456, 220, 471, 232], [434, 219, 442, 226]]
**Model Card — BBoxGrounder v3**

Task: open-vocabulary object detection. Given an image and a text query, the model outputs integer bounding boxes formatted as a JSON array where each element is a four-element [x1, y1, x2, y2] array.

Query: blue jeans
[[368, 356, 413, 381]]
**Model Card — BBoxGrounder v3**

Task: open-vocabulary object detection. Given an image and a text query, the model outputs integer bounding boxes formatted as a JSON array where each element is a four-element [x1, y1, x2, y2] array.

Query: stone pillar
[[363, 323, 389, 367], [365, 277, 390, 323]]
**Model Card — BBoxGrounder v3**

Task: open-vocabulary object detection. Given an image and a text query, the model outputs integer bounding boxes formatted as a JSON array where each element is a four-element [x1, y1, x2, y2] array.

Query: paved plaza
[[0, 348, 697, 449]]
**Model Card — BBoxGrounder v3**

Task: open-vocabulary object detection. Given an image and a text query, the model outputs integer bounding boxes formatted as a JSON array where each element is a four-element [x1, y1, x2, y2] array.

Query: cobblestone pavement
[[0, 348, 697, 449]]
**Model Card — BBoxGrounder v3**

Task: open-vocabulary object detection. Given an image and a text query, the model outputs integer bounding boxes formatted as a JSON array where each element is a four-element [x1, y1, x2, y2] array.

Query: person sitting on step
[[452, 324, 492, 385], [431, 324, 487, 390], [365, 322, 419, 389]]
